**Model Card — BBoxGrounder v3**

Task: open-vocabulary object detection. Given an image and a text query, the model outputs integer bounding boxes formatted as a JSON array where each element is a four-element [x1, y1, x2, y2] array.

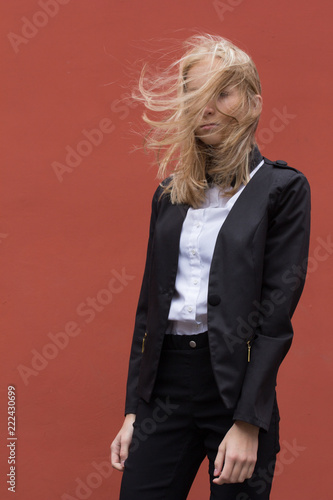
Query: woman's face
[[186, 59, 243, 146]]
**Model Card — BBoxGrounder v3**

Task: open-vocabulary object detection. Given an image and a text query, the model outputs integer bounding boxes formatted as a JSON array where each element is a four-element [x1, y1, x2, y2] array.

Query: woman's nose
[[203, 100, 215, 115]]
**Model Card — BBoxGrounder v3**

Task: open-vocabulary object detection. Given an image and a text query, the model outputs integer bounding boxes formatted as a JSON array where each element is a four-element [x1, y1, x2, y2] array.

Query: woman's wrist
[[124, 413, 136, 422], [234, 420, 260, 434]]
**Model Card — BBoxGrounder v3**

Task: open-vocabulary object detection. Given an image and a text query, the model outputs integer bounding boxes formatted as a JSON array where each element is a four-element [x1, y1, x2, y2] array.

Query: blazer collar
[[249, 145, 263, 173], [173, 145, 265, 237], [213, 152, 269, 244]]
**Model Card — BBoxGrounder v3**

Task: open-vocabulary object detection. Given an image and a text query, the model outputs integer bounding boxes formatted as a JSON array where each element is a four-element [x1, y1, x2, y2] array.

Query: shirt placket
[[184, 209, 204, 323]]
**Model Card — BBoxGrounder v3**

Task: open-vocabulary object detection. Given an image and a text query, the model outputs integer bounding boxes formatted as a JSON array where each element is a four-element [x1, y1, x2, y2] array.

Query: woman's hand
[[111, 413, 136, 471], [213, 420, 259, 485]]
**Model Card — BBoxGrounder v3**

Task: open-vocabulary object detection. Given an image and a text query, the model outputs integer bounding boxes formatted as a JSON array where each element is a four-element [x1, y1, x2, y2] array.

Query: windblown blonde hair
[[135, 34, 262, 207]]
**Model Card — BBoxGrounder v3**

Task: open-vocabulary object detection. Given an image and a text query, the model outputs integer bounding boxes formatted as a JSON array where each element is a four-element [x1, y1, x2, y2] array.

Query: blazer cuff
[[232, 411, 270, 432]]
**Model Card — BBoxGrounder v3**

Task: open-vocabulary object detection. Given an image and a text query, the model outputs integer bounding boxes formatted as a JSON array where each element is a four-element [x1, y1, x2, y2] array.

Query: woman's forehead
[[186, 57, 221, 77], [186, 60, 240, 92]]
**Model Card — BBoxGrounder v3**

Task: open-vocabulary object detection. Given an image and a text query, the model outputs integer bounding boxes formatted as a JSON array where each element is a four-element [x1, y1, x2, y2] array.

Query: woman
[[111, 34, 311, 499]]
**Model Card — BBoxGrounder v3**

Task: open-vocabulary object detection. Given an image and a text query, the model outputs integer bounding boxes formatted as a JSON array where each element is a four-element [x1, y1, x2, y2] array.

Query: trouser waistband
[[162, 331, 208, 350]]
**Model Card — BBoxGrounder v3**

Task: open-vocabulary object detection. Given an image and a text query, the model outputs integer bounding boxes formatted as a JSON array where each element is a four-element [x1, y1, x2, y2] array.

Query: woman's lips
[[200, 123, 218, 130]]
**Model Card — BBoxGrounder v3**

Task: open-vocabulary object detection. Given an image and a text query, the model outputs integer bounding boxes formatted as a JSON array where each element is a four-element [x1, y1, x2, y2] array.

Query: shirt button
[[187, 306, 193, 312], [189, 340, 196, 348], [193, 279, 198, 285], [191, 250, 196, 256]]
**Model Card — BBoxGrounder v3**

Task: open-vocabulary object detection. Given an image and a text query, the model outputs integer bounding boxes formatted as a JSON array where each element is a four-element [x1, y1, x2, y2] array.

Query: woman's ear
[[250, 94, 262, 118], [253, 94, 263, 111]]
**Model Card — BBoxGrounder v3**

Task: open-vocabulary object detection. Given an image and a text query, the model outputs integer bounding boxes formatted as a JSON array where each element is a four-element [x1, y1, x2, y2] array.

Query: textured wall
[[1, 0, 332, 498]]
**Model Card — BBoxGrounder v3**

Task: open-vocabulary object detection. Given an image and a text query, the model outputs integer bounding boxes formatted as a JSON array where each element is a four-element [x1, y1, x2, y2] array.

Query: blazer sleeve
[[233, 170, 311, 431], [124, 185, 162, 415]]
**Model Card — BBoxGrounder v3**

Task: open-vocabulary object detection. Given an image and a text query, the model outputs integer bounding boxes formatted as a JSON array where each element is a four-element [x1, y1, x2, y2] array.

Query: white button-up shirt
[[167, 160, 264, 335]]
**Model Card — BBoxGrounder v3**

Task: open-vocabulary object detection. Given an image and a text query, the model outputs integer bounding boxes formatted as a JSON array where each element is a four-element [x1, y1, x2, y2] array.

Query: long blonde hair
[[134, 34, 262, 207]]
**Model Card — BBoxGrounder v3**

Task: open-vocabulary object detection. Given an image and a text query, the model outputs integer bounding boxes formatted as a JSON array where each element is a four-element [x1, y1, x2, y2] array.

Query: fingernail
[[214, 468, 218, 476], [121, 460, 125, 466]]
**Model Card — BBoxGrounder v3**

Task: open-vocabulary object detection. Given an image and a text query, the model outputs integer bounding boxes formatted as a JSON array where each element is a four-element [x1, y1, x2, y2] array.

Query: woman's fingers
[[213, 451, 256, 484], [111, 432, 131, 470], [212, 420, 258, 485], [213, 441, 226, 478], [111, 434, 124, 471], [119, 432, 133, 466], [111, 414, 136, 471]]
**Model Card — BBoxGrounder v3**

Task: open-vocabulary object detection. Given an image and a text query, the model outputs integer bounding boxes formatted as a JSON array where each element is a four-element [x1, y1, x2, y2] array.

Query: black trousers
[[120, 332, 280, 500]]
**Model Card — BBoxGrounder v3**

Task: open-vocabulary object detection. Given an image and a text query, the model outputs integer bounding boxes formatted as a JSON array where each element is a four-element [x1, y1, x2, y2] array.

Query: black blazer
[[124, 150, 311, 431]]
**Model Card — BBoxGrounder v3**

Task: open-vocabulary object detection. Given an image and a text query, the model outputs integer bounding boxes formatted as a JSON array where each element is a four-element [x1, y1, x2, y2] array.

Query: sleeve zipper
[[142, 332, 148, 353], [246, 334, 257, 362], [247, 340, 251, 362]]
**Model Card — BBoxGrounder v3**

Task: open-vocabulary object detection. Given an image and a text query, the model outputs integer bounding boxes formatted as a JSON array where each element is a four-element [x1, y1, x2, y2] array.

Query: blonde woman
[[111, 34, 311, 499]]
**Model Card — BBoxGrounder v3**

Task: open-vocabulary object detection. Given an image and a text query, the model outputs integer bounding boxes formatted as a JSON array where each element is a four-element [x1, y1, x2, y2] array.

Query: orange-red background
[[1, 1, 332, 499]]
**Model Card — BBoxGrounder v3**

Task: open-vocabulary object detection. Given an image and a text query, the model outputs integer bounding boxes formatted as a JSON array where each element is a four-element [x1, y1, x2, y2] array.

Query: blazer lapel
[[214, 160, 271, 245], [153, 200, 189, 295]]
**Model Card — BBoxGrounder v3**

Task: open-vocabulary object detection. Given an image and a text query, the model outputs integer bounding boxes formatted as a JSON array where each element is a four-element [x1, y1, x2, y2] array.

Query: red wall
[[1, 1, 332, 499]]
